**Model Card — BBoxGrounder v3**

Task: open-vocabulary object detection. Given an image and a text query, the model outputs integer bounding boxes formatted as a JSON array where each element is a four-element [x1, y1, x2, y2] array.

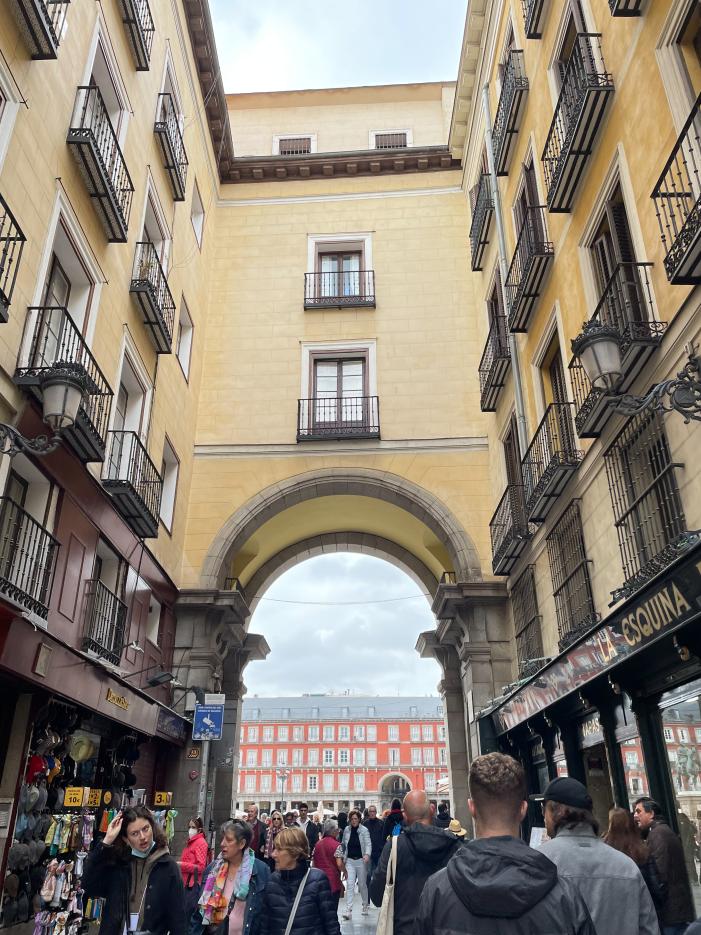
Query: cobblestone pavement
[[338, 888, 379, 935]]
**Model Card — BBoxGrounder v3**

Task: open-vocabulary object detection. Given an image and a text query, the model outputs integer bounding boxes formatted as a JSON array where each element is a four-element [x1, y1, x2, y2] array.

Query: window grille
[[510, 566, 544, 676], [604, 411, 686, 597], [547, 501, 598, 650], [374, 132, 408, 149], [278, 137, 311, 155]]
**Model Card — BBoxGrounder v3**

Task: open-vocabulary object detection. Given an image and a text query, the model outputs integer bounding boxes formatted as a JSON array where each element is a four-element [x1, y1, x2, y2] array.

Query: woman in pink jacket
[[179, 817, 209, 888]]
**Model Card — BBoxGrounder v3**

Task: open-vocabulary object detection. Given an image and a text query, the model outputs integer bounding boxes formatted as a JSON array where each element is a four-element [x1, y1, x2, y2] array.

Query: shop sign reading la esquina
[[494, 549, 701, 733]]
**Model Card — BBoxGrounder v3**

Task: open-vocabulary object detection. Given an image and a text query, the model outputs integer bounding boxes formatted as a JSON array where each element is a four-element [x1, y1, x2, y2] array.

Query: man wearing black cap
[[539, 777, 659, 935]]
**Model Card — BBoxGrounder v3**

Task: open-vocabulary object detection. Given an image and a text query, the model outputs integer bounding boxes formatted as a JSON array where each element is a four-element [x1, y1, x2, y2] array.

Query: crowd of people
[[76, 754, 701, 935]]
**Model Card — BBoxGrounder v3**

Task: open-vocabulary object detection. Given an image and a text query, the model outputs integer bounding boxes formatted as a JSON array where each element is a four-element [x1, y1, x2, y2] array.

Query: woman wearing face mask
[[180, 818, 209, 918], [82, 806, 185, 935]]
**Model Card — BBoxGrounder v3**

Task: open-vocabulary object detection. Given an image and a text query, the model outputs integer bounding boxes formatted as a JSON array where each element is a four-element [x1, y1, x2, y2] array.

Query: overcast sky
[[244, 554, 441, 697], [210, 0, 467, 93]]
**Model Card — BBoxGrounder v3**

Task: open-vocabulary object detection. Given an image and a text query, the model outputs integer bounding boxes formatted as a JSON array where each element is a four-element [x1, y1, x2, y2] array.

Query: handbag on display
[[375, 835, 398, 935]]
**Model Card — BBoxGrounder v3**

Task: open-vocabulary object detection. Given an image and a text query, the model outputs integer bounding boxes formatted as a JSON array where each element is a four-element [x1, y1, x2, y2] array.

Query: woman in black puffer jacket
[[260, 827, 340, 935]]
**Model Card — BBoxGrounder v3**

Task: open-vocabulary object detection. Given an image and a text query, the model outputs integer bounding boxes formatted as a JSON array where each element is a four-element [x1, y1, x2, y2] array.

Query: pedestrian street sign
[[193, 703, 224, 740]]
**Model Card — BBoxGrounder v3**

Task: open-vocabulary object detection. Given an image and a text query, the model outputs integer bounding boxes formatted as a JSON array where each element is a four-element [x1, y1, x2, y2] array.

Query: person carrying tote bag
[[375, 835, 397, 935], [260, 828, 340, 935]]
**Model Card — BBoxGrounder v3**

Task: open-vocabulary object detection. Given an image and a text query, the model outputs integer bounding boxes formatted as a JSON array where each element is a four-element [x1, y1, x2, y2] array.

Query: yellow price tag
[[87, 789, 102, 807], [154, 791, 172, 806], [64, 787, 84, 808]]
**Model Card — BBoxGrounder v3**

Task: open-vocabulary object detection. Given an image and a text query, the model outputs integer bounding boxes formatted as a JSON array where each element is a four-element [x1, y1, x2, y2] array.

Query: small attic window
[[277, 136, 312, 155], [373, 131, 409, 150]]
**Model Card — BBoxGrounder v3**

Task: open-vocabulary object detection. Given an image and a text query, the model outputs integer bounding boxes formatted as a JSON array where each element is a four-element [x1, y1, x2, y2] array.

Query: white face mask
[[188, 828, 198, 839]]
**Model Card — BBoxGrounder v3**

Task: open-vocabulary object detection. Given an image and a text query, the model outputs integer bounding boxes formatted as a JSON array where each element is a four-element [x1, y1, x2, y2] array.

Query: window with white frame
[[422, 725, 434, 742], [176, 299, 193, 379], [679, 728, 689, 742], [292, 749, 303, 766], [112, 340, 152, 444], [367, 749, 377, 767], [323, 725, 335, 741], [323, 774, 333, 792], [245, 775, 255, 793], [323, 749, 334, 765], [190, 181, 205, 246], [308, 749, 319, 767], [339, 725, 350, 741], [276, 749, 288, 766], [0, 61, 21, 173], [262, 749, 272, 767], [308, 726, 319, 742], [423, 748, 435, 766], [388, 725, 399, 741], [439, 749, 447, 765], [261, 775, 271, 793], [425, 773, 436, 792], [308, 775, 318, 792], [389, 748, 400, 767], [438, 725, 446, 741], [339, 749, 349, 765], [411, 748, 422, 766], [625, 752, 638, 766], [353, 749, 365, 767], [159, 437, 179, 531], [305, 234, 374, 307], [353, 725, 365, 741], [292, 774, 302, 792], [246, 750, 257, 767], [664, 728, 674, 741], [278, 726, 288, 741], [410, 725, 420, 742], [293, 726, 304, 742], [339, 773, 350, 792], [367, 725, 377, 741], [354, 774, 365, 791], [247, 726, 258, 742], [656, 0, 701, 131], [263, 726, 273, 742], [85, 30, 130, 146]]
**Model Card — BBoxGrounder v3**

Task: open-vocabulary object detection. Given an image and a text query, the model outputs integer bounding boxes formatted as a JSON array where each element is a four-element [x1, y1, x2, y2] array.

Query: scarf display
[[198, 849, 254, 924]]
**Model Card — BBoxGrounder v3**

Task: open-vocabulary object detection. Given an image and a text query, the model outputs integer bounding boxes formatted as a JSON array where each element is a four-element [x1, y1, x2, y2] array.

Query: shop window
[[604, 411, 687, 595], [190, 181, 205, 247], [176, 299, 193, 379], [159, 437, 179, 531], [510, 567, 544, 675], [547, 501, 598, 650]]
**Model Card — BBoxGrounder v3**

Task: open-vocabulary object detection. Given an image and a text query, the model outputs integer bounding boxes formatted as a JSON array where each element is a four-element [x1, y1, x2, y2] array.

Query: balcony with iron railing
[[102, 431, 163, 538], [609, 0, 643, 14], [117, 0, 154, 70], [14, 306, 113, 463], [652, 94, 701, 285], [569, 262, 666, 438], [8, 0, 69, 58], [506, 205, 554, 332], [493, 51, 529, 177], [0, 497, 58, 619], [297, 396, 380, 441], [304, 270, 376, 309], [82, 578, 128, 665], [154, 93, 188, 201], [521, 0, 549, 39], [67, 85, 134, 243], [469, 174, 494, 272], [130, 241, 176, 353], [542, 35, 614, 213], [489, 484, 533, 575], [516, 617, 546, 677], [522, 403, 582, 522], [0, 195, 26, 322], [479, 313, 511, 412]]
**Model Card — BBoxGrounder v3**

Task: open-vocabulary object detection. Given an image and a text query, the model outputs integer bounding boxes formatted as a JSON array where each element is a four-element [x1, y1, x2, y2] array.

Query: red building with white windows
[[236, 695, 449, 814]]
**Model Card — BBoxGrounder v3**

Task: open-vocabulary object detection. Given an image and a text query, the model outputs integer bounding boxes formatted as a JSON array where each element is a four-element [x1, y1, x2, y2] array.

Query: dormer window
[[371, 130, 411, 149], [274, 135, 316, 155]]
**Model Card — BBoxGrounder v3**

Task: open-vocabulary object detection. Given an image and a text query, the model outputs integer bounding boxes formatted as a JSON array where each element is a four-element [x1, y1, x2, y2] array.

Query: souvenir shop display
[[1, 701, 146, 932]]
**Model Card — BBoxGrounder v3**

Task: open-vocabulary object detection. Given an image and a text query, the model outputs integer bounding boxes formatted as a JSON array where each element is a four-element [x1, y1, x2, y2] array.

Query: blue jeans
[[662, 925, 689, 935]]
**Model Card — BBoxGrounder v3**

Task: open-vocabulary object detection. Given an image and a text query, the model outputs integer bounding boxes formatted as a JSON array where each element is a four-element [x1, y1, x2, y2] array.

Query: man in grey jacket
[[540, 777, 659, 935]]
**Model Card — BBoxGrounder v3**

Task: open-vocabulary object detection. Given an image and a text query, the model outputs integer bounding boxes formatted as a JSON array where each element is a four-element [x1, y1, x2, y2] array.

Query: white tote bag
[[375, 835, 398, 935]]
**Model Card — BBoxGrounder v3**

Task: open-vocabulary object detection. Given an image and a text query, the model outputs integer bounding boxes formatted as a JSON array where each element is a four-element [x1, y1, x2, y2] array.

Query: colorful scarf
[[199, 849, 254, 924], [264, 825, 281, 860]]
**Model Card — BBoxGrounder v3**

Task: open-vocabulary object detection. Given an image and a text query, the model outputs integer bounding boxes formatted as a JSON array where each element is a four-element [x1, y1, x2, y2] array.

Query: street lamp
[[572, 327, 701, 424], [277, 767, 290, 812], [0, 365, 87, 456]]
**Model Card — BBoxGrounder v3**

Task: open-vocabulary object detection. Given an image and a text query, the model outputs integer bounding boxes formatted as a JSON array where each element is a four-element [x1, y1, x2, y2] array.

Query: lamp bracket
[[0, 423, 62, 458], [612, 344, 701, 423]]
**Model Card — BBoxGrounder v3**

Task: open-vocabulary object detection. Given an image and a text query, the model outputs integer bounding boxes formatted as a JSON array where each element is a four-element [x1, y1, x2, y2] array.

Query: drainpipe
[[481, 85, 529, 456]]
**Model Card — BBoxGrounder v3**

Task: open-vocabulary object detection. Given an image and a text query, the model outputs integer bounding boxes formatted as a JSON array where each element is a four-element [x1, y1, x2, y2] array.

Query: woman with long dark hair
[[603, 807, 666, 909], [82, 806, 185, 935], [381, 798, 403, 841]]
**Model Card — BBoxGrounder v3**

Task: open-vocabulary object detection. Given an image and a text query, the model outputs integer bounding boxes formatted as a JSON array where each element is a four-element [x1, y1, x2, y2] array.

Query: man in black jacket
[[369, 790, 460, 935], [416, 753, 596, 935], [296, 803, 319, 853], [363, 805, 385, 879]]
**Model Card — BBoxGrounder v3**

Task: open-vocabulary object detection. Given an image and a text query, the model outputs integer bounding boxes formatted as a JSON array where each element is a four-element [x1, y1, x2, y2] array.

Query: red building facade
[[236, 695, 449, 814]]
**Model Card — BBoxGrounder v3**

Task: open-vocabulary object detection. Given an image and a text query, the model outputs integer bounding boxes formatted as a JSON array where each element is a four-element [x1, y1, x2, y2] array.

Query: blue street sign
[[193, 704, 224, 740]]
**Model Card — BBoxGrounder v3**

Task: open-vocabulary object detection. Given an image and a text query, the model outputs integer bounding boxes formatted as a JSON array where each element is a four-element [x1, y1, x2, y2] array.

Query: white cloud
[[244, 554, 441, 697]]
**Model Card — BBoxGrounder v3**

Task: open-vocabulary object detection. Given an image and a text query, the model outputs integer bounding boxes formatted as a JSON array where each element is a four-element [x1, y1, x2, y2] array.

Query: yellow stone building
[[0, 0, 700, 890]]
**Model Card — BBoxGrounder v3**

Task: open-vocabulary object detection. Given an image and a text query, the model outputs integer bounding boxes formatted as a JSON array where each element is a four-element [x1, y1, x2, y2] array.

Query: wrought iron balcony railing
[[102, 431, 163, 538], [0, 496, 58, 619], [521, 0, 548, 39], [522, 402, 582, 522], [154, 93, 188, 201], [469, 174, 494, 271], [82, 578, 128, 665], [517, 616, 545, 677], [652, 93, 701, 285], [15, 306, 113, 463], [304, 270, 376, 309], [130, 241, 176, 354], [67, 85, 134, 243], [489, 484, 533, 576], [8, 0, 69, 58], [297, 396, 380, 441], [493, 51, 529, 177], [479, 313, 511, 412], [609, 0, 643, 13], [506, 205, 554, 332], [569, 263, 666, 438], [117, 0, 154, 70], [0, 195, 25, 322], [542, 35, 614, 213]]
